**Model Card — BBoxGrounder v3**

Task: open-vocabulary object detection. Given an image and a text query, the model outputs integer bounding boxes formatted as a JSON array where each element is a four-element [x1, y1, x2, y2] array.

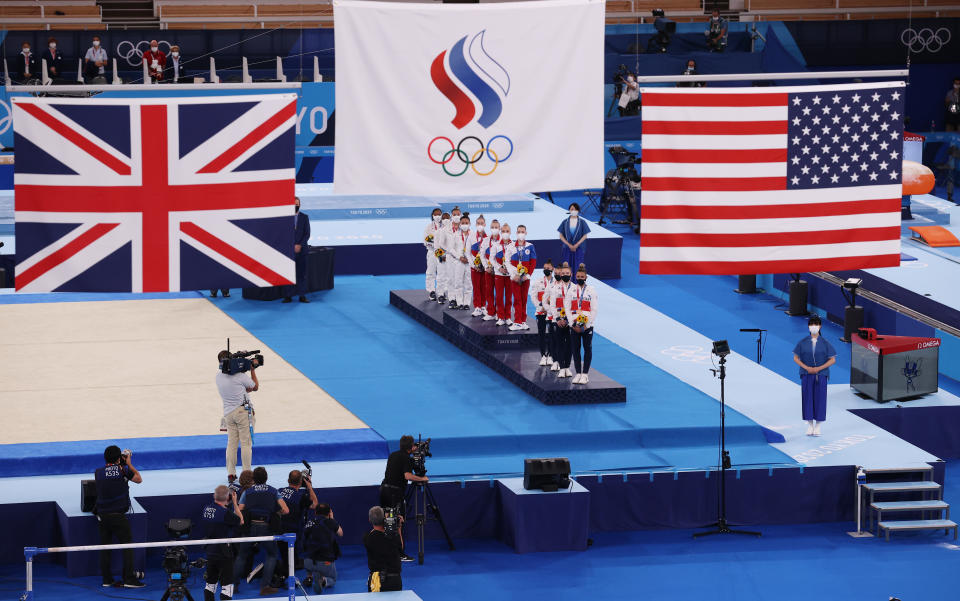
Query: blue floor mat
[[213, 274, 793, 476]]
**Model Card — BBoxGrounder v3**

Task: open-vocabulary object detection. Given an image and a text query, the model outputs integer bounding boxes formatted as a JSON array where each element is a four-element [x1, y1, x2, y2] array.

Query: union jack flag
[[12, 95, 297, 292]]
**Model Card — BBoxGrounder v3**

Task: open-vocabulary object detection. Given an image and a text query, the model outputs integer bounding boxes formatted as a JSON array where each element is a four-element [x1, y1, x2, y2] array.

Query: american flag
[[13, 95, 297, 292], [638, 82, 905, 275]]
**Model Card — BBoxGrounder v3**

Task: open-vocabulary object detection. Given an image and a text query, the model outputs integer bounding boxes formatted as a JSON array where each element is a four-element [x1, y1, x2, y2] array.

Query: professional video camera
[[410, 435, 432, 478], [648, 8, 676, 53], [220, 349, 264, 375], [162, 519, 206, 601], [383, 505, 400, 536]]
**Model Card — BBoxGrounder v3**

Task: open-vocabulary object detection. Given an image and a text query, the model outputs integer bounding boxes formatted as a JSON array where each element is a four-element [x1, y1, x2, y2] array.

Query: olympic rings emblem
[[116, 40, 172, 67], [0, 100, 11, 136], [427, 135, 514, 177], [900, 27, 951, 54]]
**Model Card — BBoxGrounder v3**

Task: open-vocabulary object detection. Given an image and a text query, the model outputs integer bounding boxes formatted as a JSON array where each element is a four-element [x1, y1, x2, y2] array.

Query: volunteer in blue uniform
[[557, 203, 590, 270], [94, 445, 144, 588], [284, 196, 311, 303], [234, 467, 290, 596], [792, 315, 837, 437], [201, 485, 244, 601]]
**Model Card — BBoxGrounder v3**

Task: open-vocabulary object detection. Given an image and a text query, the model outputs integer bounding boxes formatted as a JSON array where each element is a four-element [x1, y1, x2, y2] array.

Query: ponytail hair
[[577, 263, 587, 274], [560, 261, 570, 270]]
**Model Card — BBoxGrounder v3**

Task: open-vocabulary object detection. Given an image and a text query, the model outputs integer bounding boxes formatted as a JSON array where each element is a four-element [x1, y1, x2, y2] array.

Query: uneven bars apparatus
[[22, 533, 298, 601]]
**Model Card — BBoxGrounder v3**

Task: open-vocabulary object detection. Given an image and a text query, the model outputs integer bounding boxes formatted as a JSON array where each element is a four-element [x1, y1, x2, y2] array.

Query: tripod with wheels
[[404, 481, 455, 565], [694, 349, 762, 539]]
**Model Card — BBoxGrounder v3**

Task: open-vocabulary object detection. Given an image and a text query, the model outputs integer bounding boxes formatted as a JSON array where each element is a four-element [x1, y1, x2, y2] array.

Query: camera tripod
[[159, 578, 194, 601], [403, 481, 454, 565]]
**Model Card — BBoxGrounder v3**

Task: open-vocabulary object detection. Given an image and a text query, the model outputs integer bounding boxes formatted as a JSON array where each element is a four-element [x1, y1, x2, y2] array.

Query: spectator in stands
[[283, 196, 311, 303], [234, 466, 289, 596], [143, 40, 166, 82], [945, 77, 960, 132], [167, 45, 187, 83], [617, 72, 640, 116], [42, 37, 64, 80], [84, 35, 109, 82], [201, 485, 243, 601], [94, 446, 145, 588], [15, 41, 37, 83], [364, 506, 402, 592], [793, 315, 837, 437], [704, 9, 728, 52], [678, 59, 705, 88], [303, 503, 343, 594]]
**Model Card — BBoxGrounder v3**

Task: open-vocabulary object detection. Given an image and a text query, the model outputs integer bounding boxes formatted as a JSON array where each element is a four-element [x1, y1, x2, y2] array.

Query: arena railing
[[21, 533, 298, 601]]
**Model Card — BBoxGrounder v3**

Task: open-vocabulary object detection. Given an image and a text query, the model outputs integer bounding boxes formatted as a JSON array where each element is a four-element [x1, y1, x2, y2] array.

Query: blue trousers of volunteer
[[800, 373, 828, 421], [560, 246, 585, 273], [284, 250, 308, 297]]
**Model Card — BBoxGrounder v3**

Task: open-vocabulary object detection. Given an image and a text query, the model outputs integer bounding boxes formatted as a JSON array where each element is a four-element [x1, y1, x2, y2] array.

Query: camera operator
[[234, 467, 289, 596], [364, 506, 402, 592], [379, 436, 428, 562], [677, 59, 705, 88], [617, 71, 640, 117], [94, 445, 144, 588], [201, 485, 244, 601], [705, 9, 727, 52], [303, 503, 343, 594], [216, 350, 259, 483], [277, 469, 317, 573]]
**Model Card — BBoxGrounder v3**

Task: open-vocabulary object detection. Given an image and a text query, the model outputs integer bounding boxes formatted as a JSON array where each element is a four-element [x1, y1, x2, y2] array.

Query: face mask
[[22, 48, 30, 54], [501, 233, 510, 241], [49, 43, 57, 50], [172, 52, 179, 58], [452, 214, 461, 221], [151, 46, 158, 52], [460, 224, 469, 232], [569, 210, 579, 217], [432, 215, 441, 223], [517, 233, 526, 242], [491, 227, 499, 234], [93, 41, 100, 47], [543, 269, 553, 277], [577, 277, 587, 286], [442, 218, 450, 226], [477, 225, 484, 232], [561, 274, 571, 283], [295, 205, 300, 213], [809, 326, 820, 335]]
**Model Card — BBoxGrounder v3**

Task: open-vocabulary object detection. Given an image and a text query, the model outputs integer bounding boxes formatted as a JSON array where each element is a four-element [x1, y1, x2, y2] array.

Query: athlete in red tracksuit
[[480, 219, 500, 321], [467, 215, 488, 317], [506, 225, 537, 330], [489, 223, 513, 325]]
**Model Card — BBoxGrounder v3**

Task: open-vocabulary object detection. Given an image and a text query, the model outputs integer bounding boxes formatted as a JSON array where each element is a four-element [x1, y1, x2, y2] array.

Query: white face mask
[[491, 227, 500, 235], [151, 46, 158, 53], [517, 233, 526, 241], [569, 210, 579, 218], [93, 41, 100, 47], [809, 326, 821, 335], [22, 48, 30, 54], [501, 232, 510, 241], [460, 224, 469, 232], [432, 215, 441, 223], [451, 215, 461, 222], [49, 43, 56, 50], [476, 225, 484, 232], [171, 52, 179, 58], [441, 218, 450, 226]]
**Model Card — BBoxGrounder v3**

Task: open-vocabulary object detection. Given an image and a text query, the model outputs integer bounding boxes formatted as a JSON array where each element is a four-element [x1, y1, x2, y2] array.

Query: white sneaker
[[547, 356, 554, 364], [538, 356, 548, 366], [495, 319, 505, 326], [471, 307, 481, 317], [572, 373, 583, 384], [506, 319, 513, 325], [813, 422, 822, 436], [509, 323, 523, 331], [561, 368, 571, 378], [805, 422, 814, 436], [482, 314, 496, 321], [551, 362, 560, 371], [580, 373, 589, 384], [520, 323, 530, 330]]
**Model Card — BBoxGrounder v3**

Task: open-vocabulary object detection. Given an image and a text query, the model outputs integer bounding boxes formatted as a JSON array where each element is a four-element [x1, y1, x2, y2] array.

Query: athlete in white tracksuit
[[434, 213, 452, 303], [423, 209, 443, 299], [448, 218, 469, 309]]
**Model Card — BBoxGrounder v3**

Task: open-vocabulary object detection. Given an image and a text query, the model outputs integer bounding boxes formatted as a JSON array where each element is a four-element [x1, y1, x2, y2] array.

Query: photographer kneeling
[[379, 435, 428, 562], [303, 503, 343, 593], [364, 506, 402, 592], [201, 485, 244, 601]]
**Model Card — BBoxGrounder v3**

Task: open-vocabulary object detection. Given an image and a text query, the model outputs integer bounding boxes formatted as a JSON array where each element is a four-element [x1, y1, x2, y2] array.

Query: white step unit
[[878, 519, 958, 542], [870, 500, 951, 534]]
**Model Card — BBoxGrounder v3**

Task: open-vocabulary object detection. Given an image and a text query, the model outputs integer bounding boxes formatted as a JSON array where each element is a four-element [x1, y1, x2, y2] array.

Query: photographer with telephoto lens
[[94, 445, 144, 588], [201, 485, 244, 601]]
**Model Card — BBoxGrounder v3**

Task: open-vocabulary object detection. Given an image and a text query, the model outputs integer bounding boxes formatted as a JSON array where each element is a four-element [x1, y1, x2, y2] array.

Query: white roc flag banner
[[333, 0, 604, 195]]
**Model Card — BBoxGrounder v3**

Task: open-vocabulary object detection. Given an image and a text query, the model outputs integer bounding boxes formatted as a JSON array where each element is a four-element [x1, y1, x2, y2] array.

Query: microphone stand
[[739, 328, 767, 364], [694, 353, 761, 539]]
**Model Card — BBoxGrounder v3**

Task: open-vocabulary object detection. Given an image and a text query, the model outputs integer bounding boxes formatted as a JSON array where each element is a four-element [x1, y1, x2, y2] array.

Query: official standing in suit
[[283, 197, 311, 303], [165, 45, 186, 82], [15, 42, 37, 82]]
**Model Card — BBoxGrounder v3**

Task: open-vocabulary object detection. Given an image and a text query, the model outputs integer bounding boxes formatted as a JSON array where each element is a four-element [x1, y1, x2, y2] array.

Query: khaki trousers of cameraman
[[225, 406, 253, 476]]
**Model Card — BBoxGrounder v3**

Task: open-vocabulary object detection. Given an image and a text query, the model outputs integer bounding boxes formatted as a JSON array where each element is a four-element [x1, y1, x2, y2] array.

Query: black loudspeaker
[[0, 267, 6, 288], [843, 305, 864, 342], [523, 458, 571, 492], [735, 274, 758, 294], [786, 279, 810, 316], [81, 479, 97, 513]]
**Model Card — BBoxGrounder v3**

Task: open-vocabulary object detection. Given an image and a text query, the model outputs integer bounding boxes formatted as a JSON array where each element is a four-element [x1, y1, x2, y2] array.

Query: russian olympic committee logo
[[117, 40, 172, 66], [428, 30, 513, 177]]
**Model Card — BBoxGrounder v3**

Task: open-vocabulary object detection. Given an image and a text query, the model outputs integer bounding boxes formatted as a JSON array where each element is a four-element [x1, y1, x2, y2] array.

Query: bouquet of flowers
[[425, 234, 434, 244], [573, 314, 589, 329], [434, 248, 446, 261], [473, 255, 483, 269], [517, 264, 529, 277], [556, 307, 567, 321]]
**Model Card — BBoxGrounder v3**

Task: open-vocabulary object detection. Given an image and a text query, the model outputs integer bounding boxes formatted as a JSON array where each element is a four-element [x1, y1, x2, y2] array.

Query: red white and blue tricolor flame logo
[[428, 30, 513, 177]]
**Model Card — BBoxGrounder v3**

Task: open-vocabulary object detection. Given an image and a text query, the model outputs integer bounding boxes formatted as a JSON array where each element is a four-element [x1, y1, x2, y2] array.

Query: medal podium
[[850, 328, 941, 403]]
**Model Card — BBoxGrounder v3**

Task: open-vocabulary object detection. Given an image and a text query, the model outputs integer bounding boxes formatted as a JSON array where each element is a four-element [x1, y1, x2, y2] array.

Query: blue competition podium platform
[[390, 290, 626, 405]]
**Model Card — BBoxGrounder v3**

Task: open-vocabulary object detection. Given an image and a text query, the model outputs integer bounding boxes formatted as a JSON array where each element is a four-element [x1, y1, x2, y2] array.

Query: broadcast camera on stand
[[219, 338, 264, 375], [600, 145, 642, 232], [161, 519, 206, 601], [647, 8, 676, 53], [402, 435, 453, 564]]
